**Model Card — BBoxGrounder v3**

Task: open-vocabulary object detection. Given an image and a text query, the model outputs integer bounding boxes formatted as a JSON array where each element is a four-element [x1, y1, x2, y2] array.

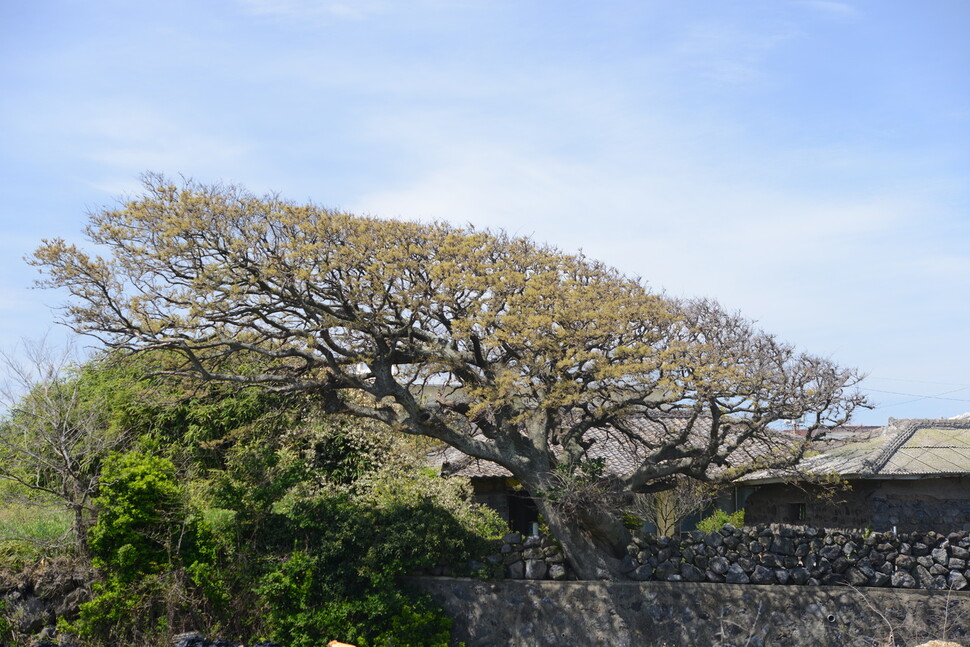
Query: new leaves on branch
[[32, 175, 867, 578]]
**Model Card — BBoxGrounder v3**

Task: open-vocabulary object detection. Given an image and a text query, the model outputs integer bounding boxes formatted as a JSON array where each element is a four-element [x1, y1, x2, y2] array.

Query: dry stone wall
[[496, 524, 970, 591]]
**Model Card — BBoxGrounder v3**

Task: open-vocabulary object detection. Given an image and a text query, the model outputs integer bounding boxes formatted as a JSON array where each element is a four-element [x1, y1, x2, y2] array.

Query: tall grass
[[0, 483, 73, 564]]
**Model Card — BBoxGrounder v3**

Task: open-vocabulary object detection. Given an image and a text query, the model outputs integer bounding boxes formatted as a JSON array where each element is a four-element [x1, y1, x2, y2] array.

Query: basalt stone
[[771, 536, 796, 555], [846, 567, 869, 587], [832, 557, 851, 574], [709, 556, 730, 575], [525, 559, 548, 580], [915, 565, 935, 589], [872, 572, 891, 587], [895, 554, 916, 569], [654, 561, 679, 581], [949, 570, 968, 590], [760, 553, 781, 569], [629, 565, 653, 581], [705, 570, 726, 583], [932, 547, 949, 564], [775, 569, 790, 585], [549, 564, 568, 580], [506, 560, 525, 579], [930, 563, 949, 577], [790, 567, 810, 585], [891, 571, 917, 588], [951, 545, 970, 560], [620, 554, 639, 574], [680, 563, 705, 582], [750, 565, 775, 584], [917, 556, 934, 570], [820, 545, 842, 561], [705, 532, 724, 548], [912, 542, 930, 557], [949, 558, 967, 570], [725, 564, 750, 584]]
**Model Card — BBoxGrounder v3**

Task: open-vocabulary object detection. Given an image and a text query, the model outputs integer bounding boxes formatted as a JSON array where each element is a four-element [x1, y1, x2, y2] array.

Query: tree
[[629, 477, 715, 537], [31, 175, 867, 578], [0, 340, 128, 549]]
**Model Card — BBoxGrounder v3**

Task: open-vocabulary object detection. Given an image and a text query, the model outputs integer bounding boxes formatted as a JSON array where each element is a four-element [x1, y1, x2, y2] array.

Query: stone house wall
[[743, 478, 970, 533]]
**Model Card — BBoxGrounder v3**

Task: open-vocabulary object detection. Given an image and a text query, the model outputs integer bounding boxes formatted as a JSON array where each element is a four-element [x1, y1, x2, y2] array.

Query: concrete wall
[[412, 577, 970, 647]]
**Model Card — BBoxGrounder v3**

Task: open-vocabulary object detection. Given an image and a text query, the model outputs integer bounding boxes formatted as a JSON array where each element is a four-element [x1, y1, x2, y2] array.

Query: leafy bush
[[3, 352, 500, 646], [255, 492, 493, 647], [695, 508, 745, 533], [86, 451, 183, 579]]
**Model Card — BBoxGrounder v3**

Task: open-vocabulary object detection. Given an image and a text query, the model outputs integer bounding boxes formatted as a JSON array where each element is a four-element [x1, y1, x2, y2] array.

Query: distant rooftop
[[742, 417, 970, 484]]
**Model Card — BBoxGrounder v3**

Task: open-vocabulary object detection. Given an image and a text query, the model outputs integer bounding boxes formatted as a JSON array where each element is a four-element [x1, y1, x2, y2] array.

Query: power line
[[861, 387, 970, 403]]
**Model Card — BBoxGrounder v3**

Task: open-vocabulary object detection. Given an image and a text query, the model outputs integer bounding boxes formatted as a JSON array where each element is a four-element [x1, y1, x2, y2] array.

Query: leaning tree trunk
[[532, 495, 632, 580]]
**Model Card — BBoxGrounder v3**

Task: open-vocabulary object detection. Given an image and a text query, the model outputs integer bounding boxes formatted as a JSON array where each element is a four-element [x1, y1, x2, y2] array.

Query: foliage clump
[[695, 508, 745, 534], [0, 350, 501, 646]]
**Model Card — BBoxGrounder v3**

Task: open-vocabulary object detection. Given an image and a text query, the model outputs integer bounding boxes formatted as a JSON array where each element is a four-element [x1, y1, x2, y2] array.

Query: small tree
[[630, 477, 714, 537], [0, 340, 127, 549], [32, 176, 867, 578]]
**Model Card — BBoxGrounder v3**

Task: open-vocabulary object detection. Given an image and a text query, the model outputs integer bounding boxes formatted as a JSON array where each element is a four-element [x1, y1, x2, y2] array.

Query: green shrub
[[695, 508, 745, 533], [86, 451, 183, 580]]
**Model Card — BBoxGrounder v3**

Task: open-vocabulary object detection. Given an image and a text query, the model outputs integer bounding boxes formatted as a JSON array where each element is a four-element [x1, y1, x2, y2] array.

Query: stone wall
[[495, 525, 970, 590], [744, 478, 970, 533], [412, 577, 970, 647]]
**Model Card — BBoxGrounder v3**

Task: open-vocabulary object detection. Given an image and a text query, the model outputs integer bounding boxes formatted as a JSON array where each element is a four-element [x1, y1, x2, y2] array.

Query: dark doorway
[[508, 490, 539, 536]]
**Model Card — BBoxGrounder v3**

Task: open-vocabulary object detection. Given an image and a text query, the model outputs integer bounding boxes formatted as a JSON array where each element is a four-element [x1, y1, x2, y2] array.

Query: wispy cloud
[[672, 23, 794, 84]]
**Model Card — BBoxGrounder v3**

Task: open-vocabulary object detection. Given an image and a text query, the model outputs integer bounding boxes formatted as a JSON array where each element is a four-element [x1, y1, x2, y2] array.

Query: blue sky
[[1, 0, 968, 424]]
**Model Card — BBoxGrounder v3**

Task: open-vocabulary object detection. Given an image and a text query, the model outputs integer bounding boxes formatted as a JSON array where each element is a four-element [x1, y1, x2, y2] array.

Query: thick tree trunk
[[533, 496, 632, 580]]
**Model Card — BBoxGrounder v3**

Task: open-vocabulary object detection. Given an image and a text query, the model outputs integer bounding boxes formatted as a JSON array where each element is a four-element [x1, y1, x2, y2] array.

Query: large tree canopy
[[32, 176, 866, 578]]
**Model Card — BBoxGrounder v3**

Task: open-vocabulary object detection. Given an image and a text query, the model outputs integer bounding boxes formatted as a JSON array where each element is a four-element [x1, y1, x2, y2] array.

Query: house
[[739, 416, 970, 532], [431, 411, 789, 535]]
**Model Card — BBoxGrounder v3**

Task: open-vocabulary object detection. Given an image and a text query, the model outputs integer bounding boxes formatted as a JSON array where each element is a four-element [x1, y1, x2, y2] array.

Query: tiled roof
[[431, 412, 800, 481], [741, 418, 970, 483]]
